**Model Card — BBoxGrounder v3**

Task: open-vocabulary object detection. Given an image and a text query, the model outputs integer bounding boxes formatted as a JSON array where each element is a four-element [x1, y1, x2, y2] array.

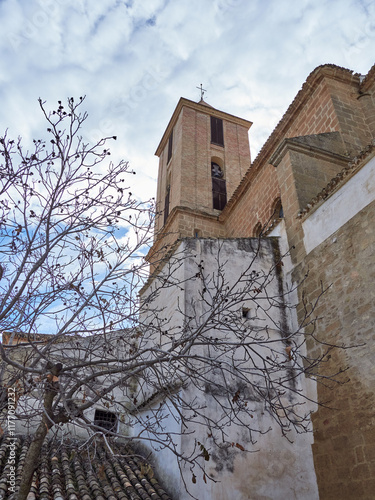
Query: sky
[[0, 0, 374, 202]]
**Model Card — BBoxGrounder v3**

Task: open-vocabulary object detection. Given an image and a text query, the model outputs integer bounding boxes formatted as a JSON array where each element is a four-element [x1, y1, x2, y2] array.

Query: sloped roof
[[0, 435, 172, 500], [197, 98, 214, 108]]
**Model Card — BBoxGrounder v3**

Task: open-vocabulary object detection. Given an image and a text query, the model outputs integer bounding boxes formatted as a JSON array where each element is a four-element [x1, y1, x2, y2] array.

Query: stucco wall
[[139, 238, 318, 500]]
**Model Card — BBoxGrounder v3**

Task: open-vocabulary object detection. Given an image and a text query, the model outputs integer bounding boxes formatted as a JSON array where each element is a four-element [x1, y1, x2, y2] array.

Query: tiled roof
[[0, 435, 172, 500]]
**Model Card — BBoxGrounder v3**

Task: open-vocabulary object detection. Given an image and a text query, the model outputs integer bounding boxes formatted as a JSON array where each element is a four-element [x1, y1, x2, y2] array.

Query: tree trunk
[[17, 367, 64, 499], [17, 419, 50, 500]]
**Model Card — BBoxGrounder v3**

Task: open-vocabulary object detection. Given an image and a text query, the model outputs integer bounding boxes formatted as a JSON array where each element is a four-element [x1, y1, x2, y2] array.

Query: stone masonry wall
[[360, 69, 375, 136], [292, 198, 375, 500], [327, 78, 373, 152], [286, 79, 341, 139], [154, 111, 184, 237]]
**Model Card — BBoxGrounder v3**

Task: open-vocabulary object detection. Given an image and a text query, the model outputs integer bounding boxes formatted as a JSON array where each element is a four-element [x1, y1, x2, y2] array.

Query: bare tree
[[0, 97, 155, 497], [0, 99, 345, 500]]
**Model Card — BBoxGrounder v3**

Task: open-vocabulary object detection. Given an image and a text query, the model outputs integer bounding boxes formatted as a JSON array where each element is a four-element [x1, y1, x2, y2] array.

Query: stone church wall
[[223, 162, 280, 238], [291, 160, 375, 499], [222, 66, 370, 242]]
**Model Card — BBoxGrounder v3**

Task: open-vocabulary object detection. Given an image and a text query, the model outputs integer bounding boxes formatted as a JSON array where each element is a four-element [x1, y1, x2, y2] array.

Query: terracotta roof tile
[[0, 435, 172, 500]]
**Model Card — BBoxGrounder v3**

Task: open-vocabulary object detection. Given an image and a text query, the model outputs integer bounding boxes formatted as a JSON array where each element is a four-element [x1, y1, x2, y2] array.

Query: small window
[[271, 198, 284, 219], [167, 130, 173, 163], [211, 116, 224, 147], [242, 307, 251, 319], [94, 409, 117, 433], [211, 162, 227, 210]]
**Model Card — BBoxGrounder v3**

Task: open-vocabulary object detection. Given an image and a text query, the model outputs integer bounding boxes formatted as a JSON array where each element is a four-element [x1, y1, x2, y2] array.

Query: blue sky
[[0, 0, 374, 201]]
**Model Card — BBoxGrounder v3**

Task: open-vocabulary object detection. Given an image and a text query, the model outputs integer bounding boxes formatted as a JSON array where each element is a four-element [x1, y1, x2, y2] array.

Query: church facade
[[144, 64, 375, 499]]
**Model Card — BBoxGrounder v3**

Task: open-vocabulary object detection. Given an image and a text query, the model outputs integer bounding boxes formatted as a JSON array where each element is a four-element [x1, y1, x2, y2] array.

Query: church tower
[[148, 96, 252, 269]]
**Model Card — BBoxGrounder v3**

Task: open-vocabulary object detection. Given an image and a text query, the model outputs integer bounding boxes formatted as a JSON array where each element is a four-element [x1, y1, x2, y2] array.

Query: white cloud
[[0, 0, 373, 194]]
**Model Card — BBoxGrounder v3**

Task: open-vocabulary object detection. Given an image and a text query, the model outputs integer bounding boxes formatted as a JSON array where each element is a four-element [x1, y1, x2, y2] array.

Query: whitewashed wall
[[138, 237, 319, 500]]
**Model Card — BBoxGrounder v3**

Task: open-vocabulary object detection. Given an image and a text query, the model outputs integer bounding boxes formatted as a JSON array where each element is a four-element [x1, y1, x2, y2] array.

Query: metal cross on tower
[[196, 83, 207, 100]]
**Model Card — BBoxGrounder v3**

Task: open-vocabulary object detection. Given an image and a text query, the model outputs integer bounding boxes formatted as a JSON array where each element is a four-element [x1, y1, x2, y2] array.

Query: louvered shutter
[[210, 116, 224, 146], [212, 177, 227, 210]]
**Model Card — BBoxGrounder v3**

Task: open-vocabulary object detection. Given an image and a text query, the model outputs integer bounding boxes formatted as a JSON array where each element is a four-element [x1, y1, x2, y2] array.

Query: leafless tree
[[0, 98, 345, 500], [0, 97, 155, 497]]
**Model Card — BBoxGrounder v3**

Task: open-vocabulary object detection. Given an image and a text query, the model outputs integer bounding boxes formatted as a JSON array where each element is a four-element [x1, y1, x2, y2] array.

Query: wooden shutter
[[210, 116, 224, 146], [212, 177, 227, 210]]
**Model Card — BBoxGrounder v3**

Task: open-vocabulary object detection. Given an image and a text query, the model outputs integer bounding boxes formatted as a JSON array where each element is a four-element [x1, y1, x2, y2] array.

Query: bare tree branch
[[0, 98, 348, 500]]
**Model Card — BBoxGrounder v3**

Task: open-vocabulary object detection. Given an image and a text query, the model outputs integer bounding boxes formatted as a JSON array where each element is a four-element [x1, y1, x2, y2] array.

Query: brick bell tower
[[147, 96, 252, 271]]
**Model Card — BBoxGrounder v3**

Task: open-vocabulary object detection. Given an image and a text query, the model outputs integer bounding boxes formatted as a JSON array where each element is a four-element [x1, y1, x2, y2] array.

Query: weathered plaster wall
[[130, 400, 183, 498], [139, 238, 318, 500]]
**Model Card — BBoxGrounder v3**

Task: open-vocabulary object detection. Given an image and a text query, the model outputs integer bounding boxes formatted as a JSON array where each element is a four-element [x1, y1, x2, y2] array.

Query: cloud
[[0, 0, 373, 196]]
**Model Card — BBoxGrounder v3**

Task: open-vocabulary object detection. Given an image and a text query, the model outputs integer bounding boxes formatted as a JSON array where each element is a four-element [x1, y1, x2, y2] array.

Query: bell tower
[[148, 97, 252, 270]]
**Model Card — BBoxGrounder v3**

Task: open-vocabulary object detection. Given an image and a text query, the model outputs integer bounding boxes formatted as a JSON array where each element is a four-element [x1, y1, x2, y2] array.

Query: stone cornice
[[269, 136, 349, 168]]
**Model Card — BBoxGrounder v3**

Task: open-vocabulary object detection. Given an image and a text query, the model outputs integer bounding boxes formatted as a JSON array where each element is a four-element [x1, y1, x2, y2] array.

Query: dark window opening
[[242, 307, 251, 319], [94, 409, 117, 433], [272, 198, 284, 219], [164, 185, 170, 224], [211, 162, 227, 210], [210, 116, 224, 147], [167, 130, 173, 163]]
